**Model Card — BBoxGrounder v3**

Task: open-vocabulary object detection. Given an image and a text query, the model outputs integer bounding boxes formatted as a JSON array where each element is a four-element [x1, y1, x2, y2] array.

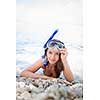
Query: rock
[[20, 91, 31, 99], [67, 83, 83, 99]]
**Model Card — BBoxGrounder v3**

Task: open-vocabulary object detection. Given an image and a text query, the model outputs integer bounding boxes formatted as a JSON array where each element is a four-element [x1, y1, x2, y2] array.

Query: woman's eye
[[55, 53, 59, 55], [49, 51, 52, 54]]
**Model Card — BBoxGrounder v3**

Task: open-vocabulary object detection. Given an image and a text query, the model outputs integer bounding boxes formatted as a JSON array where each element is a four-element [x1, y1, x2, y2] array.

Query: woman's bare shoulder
[[25, 58, 43, 72]]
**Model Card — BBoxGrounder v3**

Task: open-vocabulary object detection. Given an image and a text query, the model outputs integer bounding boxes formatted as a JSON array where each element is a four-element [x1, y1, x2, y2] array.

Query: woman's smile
[[49, 58, 56, 63]]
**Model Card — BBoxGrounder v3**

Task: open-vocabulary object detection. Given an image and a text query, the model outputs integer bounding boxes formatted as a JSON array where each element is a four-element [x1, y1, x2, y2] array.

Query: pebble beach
[[16, 76, 83, 100]]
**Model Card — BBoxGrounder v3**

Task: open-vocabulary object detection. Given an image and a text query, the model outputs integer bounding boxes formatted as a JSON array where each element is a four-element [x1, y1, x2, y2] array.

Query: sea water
[[16, 32, 83, 81]]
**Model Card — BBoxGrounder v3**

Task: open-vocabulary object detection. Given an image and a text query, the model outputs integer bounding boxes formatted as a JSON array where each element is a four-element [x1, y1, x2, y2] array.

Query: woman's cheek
[[56, 55, 59, 61]]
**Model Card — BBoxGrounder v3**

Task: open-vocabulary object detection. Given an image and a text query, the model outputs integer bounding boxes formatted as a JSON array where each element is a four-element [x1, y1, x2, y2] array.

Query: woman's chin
[[49, 61, 56, 65]]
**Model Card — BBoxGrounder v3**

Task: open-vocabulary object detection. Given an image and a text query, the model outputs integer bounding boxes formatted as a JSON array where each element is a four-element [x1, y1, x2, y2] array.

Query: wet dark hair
[[43, 39, 65, 78]]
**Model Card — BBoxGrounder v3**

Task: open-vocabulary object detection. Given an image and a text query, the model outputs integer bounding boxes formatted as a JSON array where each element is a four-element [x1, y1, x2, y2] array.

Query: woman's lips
[[49, 59, 56, 62]]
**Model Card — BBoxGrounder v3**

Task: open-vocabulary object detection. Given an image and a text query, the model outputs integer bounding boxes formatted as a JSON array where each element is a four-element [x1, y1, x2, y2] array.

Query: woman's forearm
[[20, 70, 53, 80], [62, 61, 74, 82]]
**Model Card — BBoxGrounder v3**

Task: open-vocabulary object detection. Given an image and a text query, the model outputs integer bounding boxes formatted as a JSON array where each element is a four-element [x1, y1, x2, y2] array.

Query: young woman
[[20, 39, 74, 82]]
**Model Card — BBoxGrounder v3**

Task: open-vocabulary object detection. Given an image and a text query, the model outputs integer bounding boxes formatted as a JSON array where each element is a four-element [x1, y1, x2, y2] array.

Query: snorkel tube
[[42, 29, 59, 66], [43, 29, 59, 48]]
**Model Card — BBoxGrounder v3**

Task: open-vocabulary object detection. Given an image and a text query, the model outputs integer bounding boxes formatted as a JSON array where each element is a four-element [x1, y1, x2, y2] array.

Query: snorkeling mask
[[46, 39, 65, 49]]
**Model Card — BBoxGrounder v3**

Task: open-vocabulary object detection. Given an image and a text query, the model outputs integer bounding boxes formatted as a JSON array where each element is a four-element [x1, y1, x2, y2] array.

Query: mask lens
[[48, 40, 65, 49], [48, 42, 57, 47]]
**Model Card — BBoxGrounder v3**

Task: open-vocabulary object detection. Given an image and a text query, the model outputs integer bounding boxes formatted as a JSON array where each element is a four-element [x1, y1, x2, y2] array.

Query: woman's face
[[46, 47, 60, 65]]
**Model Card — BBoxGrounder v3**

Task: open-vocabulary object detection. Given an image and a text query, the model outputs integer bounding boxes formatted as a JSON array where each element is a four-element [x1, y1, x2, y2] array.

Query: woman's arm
[[20, 59, 53, 80], [60, 48, 74, 82], [62, 60, 74, 82]]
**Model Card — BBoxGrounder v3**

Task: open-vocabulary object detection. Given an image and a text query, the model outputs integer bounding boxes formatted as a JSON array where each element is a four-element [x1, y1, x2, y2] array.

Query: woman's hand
[[60, 48, 68, 62], [60, 48, 74, 82]]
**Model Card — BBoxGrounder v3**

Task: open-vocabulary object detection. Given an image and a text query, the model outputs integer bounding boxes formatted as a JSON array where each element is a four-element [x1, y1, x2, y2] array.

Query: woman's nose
[[50, 54, 55, 59]]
